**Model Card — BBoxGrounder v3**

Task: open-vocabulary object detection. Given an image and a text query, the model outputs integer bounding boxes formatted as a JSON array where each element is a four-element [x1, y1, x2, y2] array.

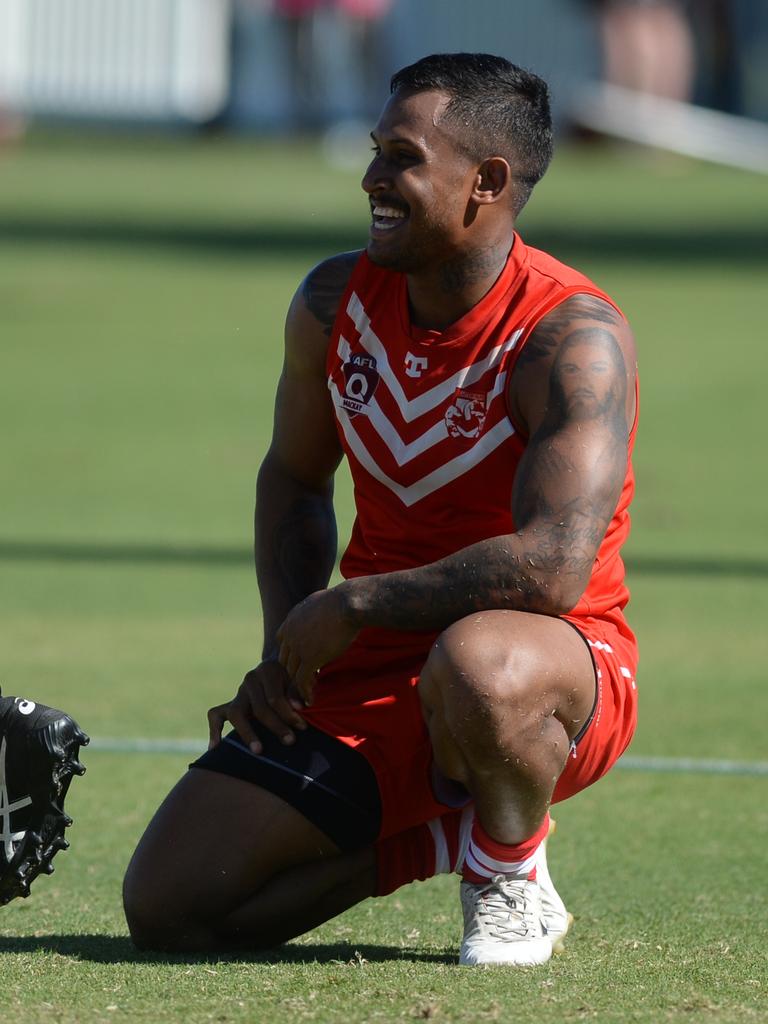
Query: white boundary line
[[88, 737, 768, 777], [616, 755, 768, 777], [91, 737, 204, 754]]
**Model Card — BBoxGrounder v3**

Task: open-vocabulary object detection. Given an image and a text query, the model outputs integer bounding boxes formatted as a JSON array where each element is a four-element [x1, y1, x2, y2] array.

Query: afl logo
[[342, 353, 379, 416], [445, 389, 488, 439]]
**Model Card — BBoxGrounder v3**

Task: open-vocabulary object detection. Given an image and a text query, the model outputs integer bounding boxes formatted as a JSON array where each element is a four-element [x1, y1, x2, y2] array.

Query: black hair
[[390, 53, 553, 214]]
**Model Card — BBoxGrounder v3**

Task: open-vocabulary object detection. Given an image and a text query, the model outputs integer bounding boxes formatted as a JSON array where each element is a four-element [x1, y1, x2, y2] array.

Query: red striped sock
[[375, 807, 475, 896], [461, 814, 550, 884]]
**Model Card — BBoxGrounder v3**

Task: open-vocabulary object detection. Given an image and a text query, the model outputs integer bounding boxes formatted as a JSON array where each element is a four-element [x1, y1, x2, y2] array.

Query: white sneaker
[[535, 820, 573, 954], [459, 874, 553, 966]]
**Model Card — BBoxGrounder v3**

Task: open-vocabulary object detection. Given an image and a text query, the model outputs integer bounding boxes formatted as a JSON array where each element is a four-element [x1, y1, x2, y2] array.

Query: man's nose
[[361, 156, 390, 195]]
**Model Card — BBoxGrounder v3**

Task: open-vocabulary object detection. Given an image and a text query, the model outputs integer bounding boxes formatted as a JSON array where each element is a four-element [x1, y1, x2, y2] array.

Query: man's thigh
[[123, 766, 342, 929], [191, 719, 382, 849], [123, 718, 392, 949]]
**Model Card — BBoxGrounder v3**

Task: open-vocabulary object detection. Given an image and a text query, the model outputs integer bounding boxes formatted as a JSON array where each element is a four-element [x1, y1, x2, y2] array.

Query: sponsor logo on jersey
[[404, 352, 429, 378], [444, 389, 488, 439], [341, 352, 379, 416]]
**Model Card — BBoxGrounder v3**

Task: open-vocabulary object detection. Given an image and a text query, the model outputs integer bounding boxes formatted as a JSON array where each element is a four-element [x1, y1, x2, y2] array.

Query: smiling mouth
[[371, 204, 408, 232]]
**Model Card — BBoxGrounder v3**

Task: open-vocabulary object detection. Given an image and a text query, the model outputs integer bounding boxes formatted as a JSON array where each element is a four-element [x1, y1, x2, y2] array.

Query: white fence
[[0, 0, 231, 123]]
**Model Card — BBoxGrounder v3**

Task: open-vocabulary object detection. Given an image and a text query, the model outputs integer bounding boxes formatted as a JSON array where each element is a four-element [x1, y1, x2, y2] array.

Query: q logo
[[341, 353, 379, 416]]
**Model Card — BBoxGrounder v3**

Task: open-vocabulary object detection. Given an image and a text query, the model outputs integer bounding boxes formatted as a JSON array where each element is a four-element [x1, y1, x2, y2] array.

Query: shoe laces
[[474, 875, 541, 940]]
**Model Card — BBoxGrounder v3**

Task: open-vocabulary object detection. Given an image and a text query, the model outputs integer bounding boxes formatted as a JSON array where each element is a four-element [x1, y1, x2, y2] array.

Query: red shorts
[[303, 615, 638, 841]]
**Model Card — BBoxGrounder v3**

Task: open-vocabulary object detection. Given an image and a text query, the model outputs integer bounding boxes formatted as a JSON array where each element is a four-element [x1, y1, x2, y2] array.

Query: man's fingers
[[294, 665, 318, 706], [249, 701, 297, 746], [206, 704, 225, 749], [259, 674, 306, 742], [278, 639, 302, 682], [227, 703, 262, 754], [209, 661, 310, 756], [208, 698, 262, 754], [273, 648, 317, 706], [287, 685, 308, 718]]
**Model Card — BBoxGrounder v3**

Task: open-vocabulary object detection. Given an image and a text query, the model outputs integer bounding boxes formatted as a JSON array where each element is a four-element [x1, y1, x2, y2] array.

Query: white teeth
[[373, 206, 405, 219]]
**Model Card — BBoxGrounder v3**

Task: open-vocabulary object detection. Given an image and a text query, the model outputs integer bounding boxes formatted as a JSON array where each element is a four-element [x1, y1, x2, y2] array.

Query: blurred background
[[1, 0, 767, 146]]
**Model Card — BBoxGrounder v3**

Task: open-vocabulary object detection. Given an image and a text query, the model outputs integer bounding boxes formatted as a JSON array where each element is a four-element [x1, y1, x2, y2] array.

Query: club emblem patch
[[341, 353, 379, 416], [445, 389, 488, 439]]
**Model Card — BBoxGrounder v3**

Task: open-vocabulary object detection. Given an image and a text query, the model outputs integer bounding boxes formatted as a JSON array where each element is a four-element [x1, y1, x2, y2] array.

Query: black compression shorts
[[190, 721, 382, 851]]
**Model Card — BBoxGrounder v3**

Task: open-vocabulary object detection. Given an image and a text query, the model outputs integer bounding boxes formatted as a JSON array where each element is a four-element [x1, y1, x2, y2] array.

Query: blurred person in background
[[273, 0, 327, 129], [274, 0, 393, 130], [0, 93, 24, 146], [591, 0, 695, 101], [124, 52, 639, 968], [699, 0, 744, 114], [334, 0, 394, 118]]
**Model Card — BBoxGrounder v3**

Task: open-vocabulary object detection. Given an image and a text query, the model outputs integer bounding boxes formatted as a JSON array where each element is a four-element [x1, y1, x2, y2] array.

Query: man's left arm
[[276, 295, 637, 700]]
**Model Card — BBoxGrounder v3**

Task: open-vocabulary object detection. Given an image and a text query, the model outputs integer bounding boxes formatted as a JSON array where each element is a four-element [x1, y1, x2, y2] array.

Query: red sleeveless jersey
[[326, 234, 638, 649]]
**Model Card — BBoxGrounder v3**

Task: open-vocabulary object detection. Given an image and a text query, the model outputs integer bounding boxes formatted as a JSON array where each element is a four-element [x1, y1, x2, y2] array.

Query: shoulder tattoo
[[301, 251, 360, 337], [517, 294, 622, 370]]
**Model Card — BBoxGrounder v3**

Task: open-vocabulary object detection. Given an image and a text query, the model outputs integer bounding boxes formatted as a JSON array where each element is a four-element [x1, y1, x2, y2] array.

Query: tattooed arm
[[505, 294, 636, 609], [256, 251, 360, 655], [276, 294, 637, 700], [207, 251, 360, 749]]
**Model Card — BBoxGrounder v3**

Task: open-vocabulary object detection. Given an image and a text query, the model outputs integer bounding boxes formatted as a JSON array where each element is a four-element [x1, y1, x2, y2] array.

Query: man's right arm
[[208, 251, 360, 751], [256, 258, 354, 655]]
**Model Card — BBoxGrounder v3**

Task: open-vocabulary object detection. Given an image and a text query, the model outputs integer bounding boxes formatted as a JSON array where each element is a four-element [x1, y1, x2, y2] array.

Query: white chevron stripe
[[336, 413, 514, 507], [427, 818, 450, 875], [330, 372, 510, 468], [330, 380, 448, 463], [345, 293, 522, 423]]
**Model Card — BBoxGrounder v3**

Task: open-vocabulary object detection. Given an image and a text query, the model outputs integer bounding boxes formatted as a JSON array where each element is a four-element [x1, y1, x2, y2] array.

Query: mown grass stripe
[[2, 539, 768, 578], [87, 737, 768, 776]]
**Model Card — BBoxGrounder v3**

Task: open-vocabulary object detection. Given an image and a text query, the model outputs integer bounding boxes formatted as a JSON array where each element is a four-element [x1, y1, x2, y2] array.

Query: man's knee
[[123, 854, 277, 952], [418, 613, 575, 785], [421, 612, 542, 715], [122, 863, 177, 951], [122, 848, 205, 951]]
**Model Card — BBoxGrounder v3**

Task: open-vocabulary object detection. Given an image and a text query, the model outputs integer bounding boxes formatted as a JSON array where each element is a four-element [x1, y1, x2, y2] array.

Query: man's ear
[[472, 157, 512, 205]]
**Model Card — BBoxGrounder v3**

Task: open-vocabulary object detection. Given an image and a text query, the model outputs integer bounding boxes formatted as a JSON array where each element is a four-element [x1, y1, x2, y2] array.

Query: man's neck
[[406, 239, 513, 331]]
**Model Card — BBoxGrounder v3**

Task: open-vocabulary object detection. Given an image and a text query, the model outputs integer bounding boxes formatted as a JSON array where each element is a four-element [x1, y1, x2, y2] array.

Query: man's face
[[556, 333, 623, 419], [361, 89, 480, 273]]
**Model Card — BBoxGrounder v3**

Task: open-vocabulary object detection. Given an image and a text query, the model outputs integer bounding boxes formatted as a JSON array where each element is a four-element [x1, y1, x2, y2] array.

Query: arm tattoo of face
[[516, 295, 621, 371], [550, 326, 628, 432], [301, 252, 360, 336], [514, 325, 629, 590]]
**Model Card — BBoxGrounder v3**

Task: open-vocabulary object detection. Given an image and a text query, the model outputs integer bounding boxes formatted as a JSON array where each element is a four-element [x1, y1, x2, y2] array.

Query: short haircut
[[390, 53, 553, 214]]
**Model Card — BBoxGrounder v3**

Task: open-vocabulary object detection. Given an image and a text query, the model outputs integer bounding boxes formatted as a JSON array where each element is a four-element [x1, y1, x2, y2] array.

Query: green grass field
[[1, 131, 766, 1023]]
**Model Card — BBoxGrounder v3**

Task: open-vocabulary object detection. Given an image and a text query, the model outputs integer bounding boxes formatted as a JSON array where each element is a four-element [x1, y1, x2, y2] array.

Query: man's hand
[[207, 660, 307, 754], [276, 586, 361, 705]]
